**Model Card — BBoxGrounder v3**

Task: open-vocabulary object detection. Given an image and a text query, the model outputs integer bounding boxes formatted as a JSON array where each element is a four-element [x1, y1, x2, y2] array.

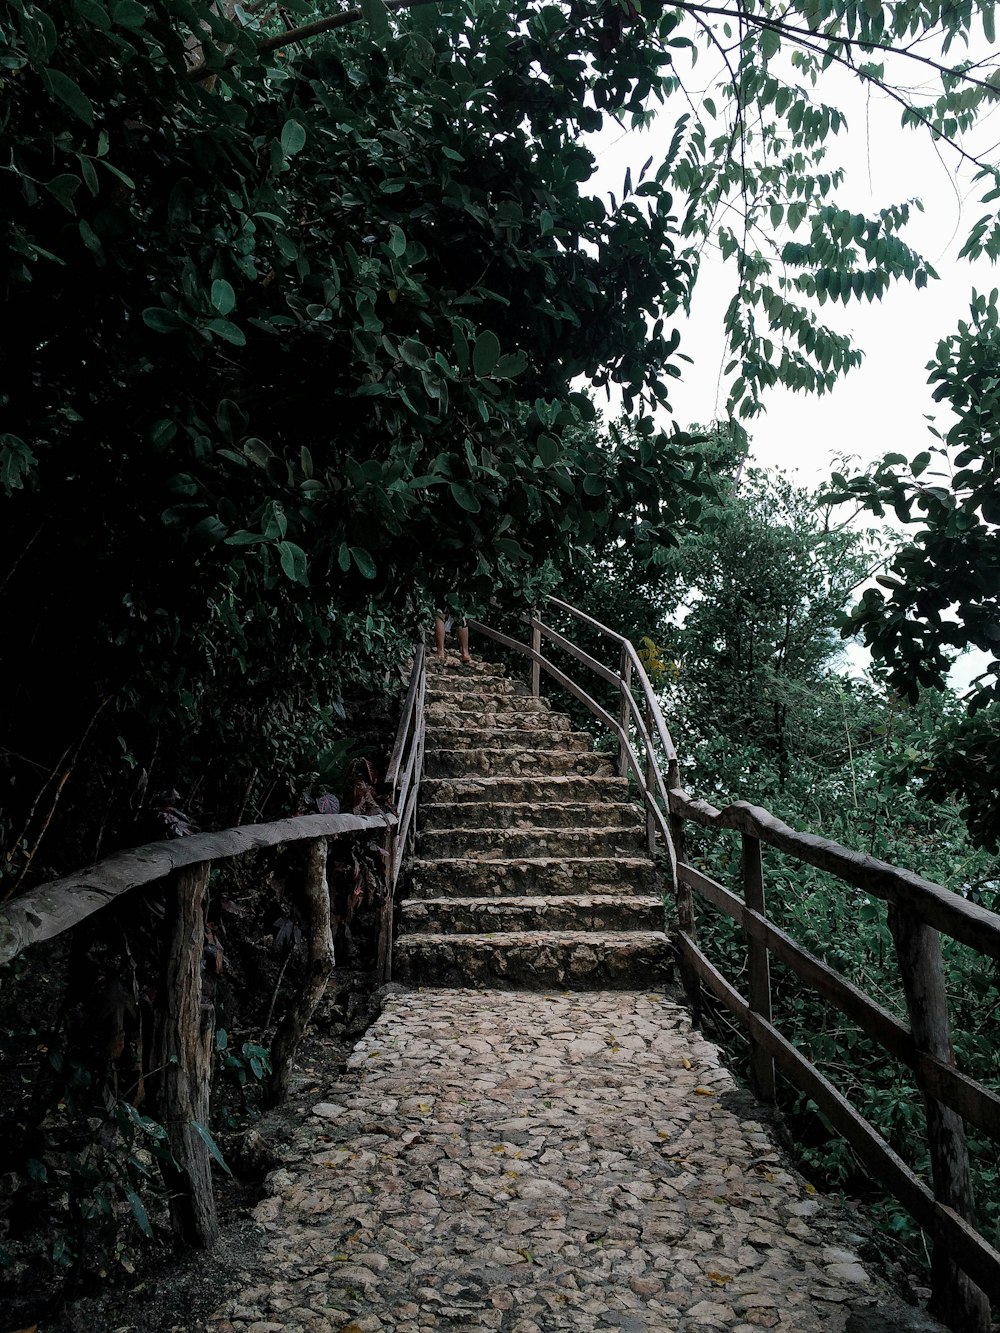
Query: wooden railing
[[379, 643, 427, 980], [0, 649, 426, 1250], [470, 596, 1000, 1332]]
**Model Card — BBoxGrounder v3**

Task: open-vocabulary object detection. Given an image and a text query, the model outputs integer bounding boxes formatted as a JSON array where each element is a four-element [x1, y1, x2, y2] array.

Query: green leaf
[[0, 434, 36, 494], [449, 481, 481, 512], [536, 434, 560, 466], [79, 219, 103, 254], [473, 330, 501, 377], [910, 451, 931, 476], [277, 540, 308, 583], [760, 27, 780, 59], [191, 1120, 233, 1176], [125, 1189, 153, 1238], [205, 318, 246, 346], [281, 120, 307, 156], [45, 69, 94, 126], [361, 0, 390, 39], [338, 542, 351, 571], [350, 546, 377, 578], [452, 324, 470, 373], [225, 530, 267, 546], [142, 307, 185, 333], [45, 173, 81, 214], [112, 0, 147, 27], [495, 351, 528, 379], [211, 279, 236, 316]]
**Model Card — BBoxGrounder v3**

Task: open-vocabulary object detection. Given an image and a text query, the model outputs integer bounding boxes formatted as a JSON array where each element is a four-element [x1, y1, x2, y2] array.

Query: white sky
[[586, 47, 998, 691]]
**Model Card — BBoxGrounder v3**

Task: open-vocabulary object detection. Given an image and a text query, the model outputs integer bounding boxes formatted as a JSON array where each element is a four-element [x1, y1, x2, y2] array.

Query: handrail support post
[[889, 904, 990, 1331], [643, 699, 656, 854], [742, 833, 776, 1104], [618, 646, 632, 779], [529, 613, 541, 698]]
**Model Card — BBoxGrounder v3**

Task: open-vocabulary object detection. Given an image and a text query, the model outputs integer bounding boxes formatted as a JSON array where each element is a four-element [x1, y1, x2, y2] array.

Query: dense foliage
[[1, 0, 710, 881], [830, 291, 1000, 847]]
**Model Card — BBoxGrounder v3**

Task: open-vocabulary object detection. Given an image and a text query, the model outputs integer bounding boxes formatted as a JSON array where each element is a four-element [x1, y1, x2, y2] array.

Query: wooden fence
[[0, 648, 426, 1249], [471, 596, 1000, 1333]]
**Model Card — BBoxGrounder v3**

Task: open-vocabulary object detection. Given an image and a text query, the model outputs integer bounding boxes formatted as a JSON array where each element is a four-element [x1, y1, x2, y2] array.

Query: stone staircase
[[392, 654, 670, 988]]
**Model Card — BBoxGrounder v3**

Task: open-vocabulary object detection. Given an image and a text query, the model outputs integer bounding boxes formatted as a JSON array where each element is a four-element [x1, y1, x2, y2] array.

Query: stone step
[[425, 748, 614, 779], [416, 825, 645, 861], [425, 726, 591, 753], [426, 658, 509, 678], [419, 800, 640, 831], [425, 676, 520, 698], [425, 705, 563, 730], [420, 775, 631, 807], [398, 894, 665, 935], [408, 856, 659, 898], [392, 930, 671, 989]]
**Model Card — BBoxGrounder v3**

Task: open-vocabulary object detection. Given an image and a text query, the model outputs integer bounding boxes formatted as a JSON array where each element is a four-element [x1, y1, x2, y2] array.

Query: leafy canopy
[[2, 0, 999, 869]]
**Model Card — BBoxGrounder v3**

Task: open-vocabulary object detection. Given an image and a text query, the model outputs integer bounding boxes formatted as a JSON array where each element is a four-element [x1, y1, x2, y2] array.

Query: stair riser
[[408, 858, 659, 898], [425, 678, 520, 698], [392, 935, 670, 990], [425, 708, 565, 731], [427, 661, 509, 676], [421, 776, 630, 806], [417, 827, 644, 860], [425, 750, 614, 779], [426, 728, 590, 752], [419, 802, 640, 831], [398, 899, 665, 934]]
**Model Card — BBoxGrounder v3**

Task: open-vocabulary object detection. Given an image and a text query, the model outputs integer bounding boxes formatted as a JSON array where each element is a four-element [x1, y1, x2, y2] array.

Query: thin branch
[[671, 0, 1000, 95], [188, 0, 442, 80]]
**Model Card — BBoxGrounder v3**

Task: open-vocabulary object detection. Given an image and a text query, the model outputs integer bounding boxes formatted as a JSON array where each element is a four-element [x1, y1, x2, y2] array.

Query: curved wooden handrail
[[0, 810, 395, 966], [669, 789, 1000, 958]]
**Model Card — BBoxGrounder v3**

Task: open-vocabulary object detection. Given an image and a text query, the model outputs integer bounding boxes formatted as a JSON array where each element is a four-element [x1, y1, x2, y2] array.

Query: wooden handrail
[[0, 650, 428, 1253], [378, 645, 427, 981], [0, 810, 395, 966], [469, 597, 1000, 1329], [668, 788, 1000, 958]]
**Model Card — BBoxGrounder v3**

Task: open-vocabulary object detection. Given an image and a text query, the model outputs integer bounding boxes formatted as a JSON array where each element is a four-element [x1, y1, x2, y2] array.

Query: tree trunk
[[154, 861, 218, 1249], [268, 837, 334, 1105]]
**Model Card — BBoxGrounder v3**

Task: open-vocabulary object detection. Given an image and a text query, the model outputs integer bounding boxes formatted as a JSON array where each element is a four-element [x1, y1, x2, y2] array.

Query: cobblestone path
[[205, 990, 933, 1333]]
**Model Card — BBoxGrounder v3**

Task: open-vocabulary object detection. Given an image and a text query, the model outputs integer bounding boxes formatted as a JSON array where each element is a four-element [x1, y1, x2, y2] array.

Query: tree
[[2, 0, 998, 879], [828, 290, 1000, 846]]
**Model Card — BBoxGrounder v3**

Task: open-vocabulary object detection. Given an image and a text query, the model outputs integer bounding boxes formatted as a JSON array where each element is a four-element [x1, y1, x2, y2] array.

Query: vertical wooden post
[[378, 824, 396, 984], [529, 614, 541, 698], [269, 837, 335, 1104], [668, 765, 700, 1020], [155, 861, 218, 1248], [617, 646, 632, 779], [742, 833, 776, 1104], [643, 699, 657, 855], [888, 904, 990, 1333]]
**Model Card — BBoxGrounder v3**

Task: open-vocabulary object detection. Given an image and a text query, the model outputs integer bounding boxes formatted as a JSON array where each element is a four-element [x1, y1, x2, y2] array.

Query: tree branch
[[188, 0, 442, 81]]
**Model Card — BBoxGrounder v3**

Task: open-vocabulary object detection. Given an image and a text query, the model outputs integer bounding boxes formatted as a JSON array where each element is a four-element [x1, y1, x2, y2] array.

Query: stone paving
[[202, 990, 934, 1333]]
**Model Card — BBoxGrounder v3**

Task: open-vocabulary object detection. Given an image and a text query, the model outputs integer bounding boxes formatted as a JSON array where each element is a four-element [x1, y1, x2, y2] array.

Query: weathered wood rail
[[470, 596, 1000, 1332], [0, 649, 426, 1249]]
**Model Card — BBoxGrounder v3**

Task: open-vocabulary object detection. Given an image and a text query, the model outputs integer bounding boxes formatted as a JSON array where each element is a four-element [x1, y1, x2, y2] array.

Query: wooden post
[[529, 614, 541, 698], [888, 904, 990, 1333], [617, 646, 632, 778], [378, 826, 396, 983], [669, 763, 700, 1019], [269, 837, 335, 1105], [742, 833, 776, 1103], [643, 699, 657, 855], [154, 861, 218, 1248]]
